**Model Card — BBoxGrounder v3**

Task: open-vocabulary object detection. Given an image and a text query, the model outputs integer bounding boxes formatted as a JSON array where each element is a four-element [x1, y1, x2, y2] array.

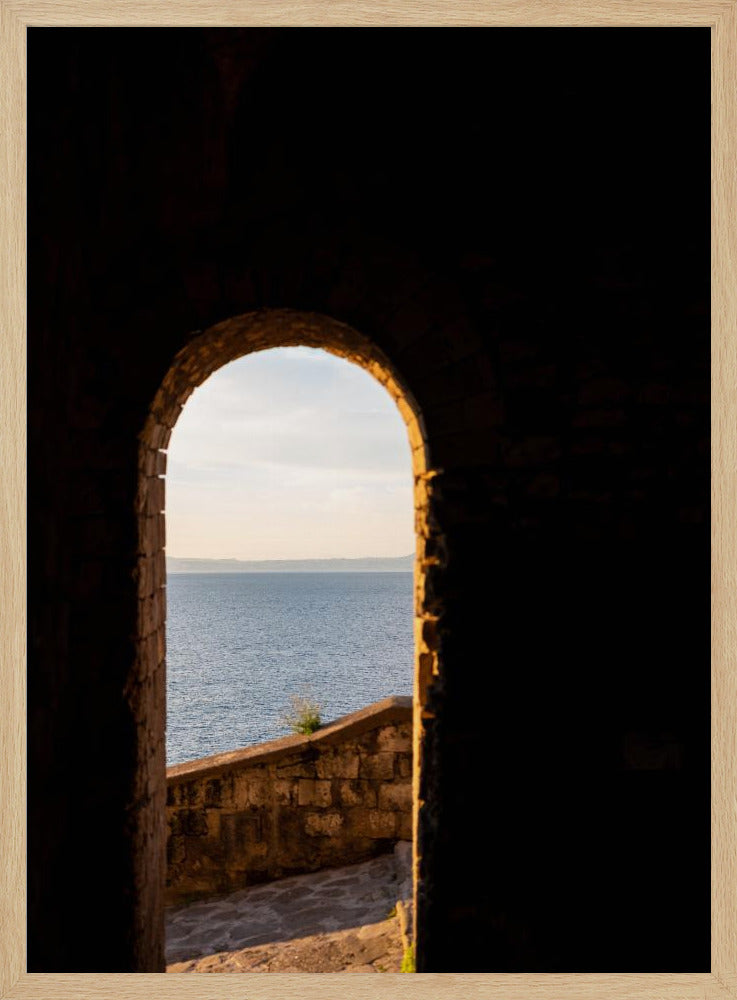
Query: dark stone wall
[[28, 28, 709, 971]]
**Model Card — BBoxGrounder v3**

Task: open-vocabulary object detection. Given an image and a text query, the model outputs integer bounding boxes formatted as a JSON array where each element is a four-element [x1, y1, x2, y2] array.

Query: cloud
[[165, 347, 415, 559]]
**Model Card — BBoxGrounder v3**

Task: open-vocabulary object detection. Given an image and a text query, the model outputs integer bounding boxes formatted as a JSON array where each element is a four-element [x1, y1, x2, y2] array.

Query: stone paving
[[166, 840, 412, 970], [167, 915, 407, 973]]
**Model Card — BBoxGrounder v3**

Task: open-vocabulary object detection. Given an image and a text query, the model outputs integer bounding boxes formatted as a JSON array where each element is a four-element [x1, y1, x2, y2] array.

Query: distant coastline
[[167, 554, 414, 574]]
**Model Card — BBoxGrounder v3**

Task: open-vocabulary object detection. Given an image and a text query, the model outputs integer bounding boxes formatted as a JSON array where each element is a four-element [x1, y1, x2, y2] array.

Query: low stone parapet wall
[[166, 696, 413, 906]]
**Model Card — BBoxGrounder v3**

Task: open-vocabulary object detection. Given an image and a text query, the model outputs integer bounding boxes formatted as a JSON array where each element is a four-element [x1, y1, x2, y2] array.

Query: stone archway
[[132, 308, 445, 969]]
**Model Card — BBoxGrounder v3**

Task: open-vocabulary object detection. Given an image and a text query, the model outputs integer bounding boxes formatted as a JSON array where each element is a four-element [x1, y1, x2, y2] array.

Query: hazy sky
[[165, 347, 414, 560]]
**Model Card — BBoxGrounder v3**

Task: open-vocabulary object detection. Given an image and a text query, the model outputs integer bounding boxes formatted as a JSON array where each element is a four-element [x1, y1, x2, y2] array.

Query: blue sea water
[[166, 572, 414, 766]]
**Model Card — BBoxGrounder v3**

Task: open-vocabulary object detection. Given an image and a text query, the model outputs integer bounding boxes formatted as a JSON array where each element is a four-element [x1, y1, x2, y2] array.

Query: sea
[[166, 572, 414, 766]]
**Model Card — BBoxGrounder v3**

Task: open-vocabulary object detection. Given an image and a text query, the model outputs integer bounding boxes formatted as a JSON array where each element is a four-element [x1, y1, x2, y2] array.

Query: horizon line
[[167, 553, 414, 563]]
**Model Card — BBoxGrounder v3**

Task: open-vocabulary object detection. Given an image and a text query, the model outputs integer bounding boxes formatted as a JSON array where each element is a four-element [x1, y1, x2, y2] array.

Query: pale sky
[[165, 347, 414, 560]]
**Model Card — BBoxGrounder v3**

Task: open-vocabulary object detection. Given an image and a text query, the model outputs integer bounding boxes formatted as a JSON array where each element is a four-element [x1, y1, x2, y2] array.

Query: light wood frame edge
[[1, 3, 734, 998]]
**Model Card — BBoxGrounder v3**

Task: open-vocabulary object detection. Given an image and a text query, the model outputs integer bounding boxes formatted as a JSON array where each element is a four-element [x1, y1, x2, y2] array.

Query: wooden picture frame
[[2, 3, 734, 998]]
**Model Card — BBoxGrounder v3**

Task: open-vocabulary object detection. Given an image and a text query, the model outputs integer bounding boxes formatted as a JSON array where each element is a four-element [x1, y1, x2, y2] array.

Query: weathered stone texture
[[165, 697, 412, 906]]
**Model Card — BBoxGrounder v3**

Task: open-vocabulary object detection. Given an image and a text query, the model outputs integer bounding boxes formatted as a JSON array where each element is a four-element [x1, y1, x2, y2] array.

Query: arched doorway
[[135, 309, 444, 969]]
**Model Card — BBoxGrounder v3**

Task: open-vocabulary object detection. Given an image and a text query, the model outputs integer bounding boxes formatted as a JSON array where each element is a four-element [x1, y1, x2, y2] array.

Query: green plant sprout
[[280, 691, 323, 735]]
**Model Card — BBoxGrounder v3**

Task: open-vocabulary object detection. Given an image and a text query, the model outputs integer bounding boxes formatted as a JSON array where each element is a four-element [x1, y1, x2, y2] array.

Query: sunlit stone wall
[[165, 697, 412, 906]]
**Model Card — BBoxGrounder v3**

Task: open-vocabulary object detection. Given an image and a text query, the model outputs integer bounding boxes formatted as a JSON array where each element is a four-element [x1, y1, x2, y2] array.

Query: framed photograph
[[2, 4, 734, 998]]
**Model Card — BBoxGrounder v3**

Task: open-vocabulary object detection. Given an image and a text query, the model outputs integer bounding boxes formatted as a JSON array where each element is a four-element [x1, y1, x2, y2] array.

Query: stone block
[[348, 807, 396, 839], [183, 809, 208, 837], [204, 779, 222, 807], [358, 752, 395, 780], [247, 778, 269, 807], [205, 809, 221, 839], [397, 812, 413, 841], [274, 779, 296, 805], [315, 751, 360, 779], [231, 779, 249, 810], [221, 811, 263, 850], [277, 758, 315, 778], [305, 812, 344, 837], [298, 779, 332, 807], [378, 781, 412, 812], [367, 810, 397, 839], [145, 475, 165, 515], [377, 724, 412, 753], [338, 780, 377, 808], [398, 756, 412, 778], [167, 835, 186, 867], [169, 783, 201, 808]]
